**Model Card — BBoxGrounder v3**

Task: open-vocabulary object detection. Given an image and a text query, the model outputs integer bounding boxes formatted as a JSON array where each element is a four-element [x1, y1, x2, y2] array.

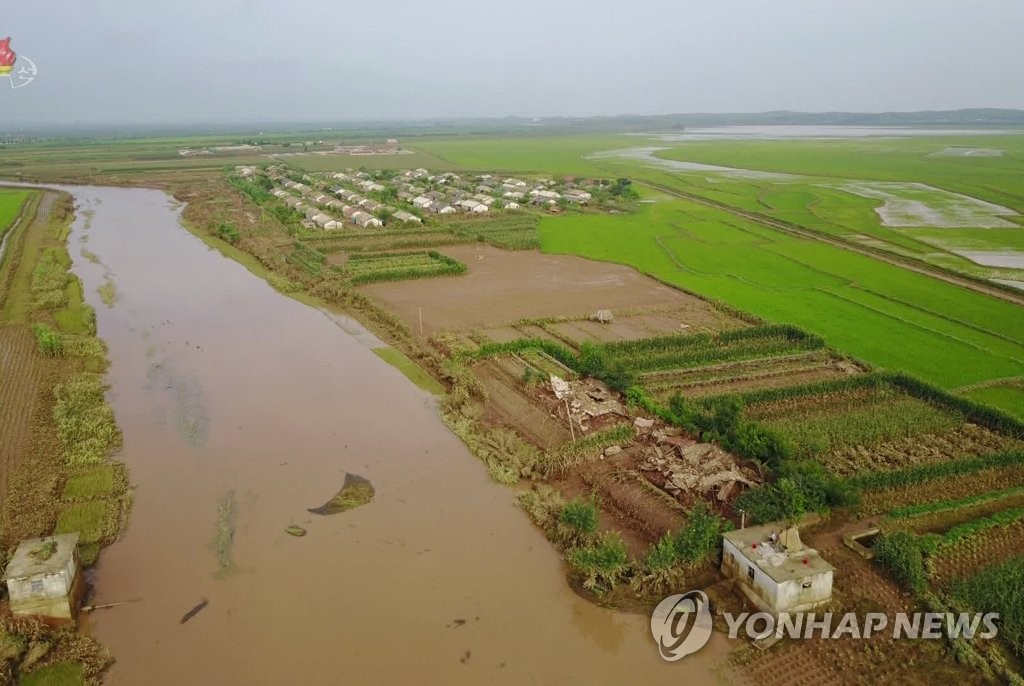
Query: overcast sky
[[1, 0, 1022, 126]]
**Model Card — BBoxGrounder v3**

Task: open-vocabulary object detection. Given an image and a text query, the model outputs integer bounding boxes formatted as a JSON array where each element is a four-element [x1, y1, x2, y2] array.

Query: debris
[[603, 445, 622, 457], [180, 598, 208, 624], [633, 417, 655, 430], [590, 309, 614, 323], [641, 442, 760, 499], [285, 525, 307, 537], [550, 374, 571, 400], [681, 443, 714, 464], [308, 473, 375, 515], [82, 599, 140, 613]]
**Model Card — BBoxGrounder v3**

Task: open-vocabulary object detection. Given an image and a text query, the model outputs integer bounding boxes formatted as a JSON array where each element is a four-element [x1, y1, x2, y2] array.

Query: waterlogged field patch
[[824, 181, 1018, 228]]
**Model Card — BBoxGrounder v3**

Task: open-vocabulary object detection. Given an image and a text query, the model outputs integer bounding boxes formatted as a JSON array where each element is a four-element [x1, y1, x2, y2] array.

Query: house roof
[[723, 524, 834, 583], [3, 533, 80, 580]]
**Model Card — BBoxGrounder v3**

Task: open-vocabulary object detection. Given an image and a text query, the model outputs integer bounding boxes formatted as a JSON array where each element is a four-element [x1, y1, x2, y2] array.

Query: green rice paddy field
[[0, 189, 29, 239]]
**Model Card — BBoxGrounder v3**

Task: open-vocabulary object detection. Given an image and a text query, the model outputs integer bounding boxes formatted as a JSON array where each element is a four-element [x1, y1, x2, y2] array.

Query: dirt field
[[0, 328, 41, 498], [359, 244, 741, 335]]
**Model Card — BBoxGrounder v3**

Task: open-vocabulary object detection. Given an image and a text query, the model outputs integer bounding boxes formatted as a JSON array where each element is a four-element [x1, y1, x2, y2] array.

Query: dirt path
[[637, 180, 1024, 308]]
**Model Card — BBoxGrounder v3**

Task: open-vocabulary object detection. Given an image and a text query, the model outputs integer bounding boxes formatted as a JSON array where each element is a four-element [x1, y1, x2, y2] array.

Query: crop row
[[860, 462, 1024, 516], [823, 424, 1021, 479], [599, 325, 825, 374], [446, 215, 540, 250], [931, 522, 1024, 587], [760, 396, 963, 464]]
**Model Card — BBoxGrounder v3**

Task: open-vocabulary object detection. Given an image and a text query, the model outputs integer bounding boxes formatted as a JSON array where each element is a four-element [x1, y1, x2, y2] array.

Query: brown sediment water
[[49, 185, 729, 684]]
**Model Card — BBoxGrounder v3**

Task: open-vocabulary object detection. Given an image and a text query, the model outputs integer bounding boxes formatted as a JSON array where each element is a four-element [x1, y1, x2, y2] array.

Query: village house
[[311, 213, 334, 229], [429, 202, 456, 214], [392, 210, 422, 224], [2, 534, 83, 621], [352, 211, 383, 229], [721, 524, 834, 615], [412, 196, 433, 210]]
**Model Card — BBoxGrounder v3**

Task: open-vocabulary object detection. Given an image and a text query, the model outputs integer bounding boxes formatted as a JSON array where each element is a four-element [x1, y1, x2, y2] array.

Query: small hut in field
[[2, 533, 83, 622]]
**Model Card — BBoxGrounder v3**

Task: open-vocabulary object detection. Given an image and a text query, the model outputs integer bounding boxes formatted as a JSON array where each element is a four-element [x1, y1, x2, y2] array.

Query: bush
[[559, 498, 598, 544], [673, 502, 730, 565], [874, 531, 929, 593], [31, 323, 63, 357], [215, 222, 240, 243], [569, 532, 629, 594], [736, 461, 857, 524]]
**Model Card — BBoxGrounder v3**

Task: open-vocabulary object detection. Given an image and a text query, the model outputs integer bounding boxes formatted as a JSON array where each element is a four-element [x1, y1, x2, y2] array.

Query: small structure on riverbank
[[2, 533, 83, 622], [721, 524, 833, 615]]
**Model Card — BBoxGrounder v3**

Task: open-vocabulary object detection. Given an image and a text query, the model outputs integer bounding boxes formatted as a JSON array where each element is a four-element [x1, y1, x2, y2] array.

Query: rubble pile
[[550, 374, 627, 434], [639, 434, 759, 501]]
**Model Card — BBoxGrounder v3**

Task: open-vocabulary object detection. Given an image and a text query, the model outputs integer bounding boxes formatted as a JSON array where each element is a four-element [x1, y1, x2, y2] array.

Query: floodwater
[[45, 185, 730, 685], [631, 125, 1014, 141], [588, 146, 797, 179]]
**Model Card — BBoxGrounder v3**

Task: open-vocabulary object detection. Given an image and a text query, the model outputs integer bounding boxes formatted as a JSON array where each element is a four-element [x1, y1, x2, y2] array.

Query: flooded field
[[47, 185, 728, 684]]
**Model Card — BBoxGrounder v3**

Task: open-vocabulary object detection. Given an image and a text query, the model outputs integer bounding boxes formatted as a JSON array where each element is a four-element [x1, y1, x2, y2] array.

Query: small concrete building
[[2, 533, 83, 621], [721, 524, 833, 615]]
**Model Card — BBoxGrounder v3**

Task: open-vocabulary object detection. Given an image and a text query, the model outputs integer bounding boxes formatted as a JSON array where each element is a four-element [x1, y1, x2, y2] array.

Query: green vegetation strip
[[849, 451, 1024, 492], [890, 485, 1024, 519], [373, 347, 445, 394]]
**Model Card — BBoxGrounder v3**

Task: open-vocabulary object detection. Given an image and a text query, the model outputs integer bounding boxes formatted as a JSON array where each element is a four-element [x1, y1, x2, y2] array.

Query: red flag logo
[[0, 37, 16, 75]]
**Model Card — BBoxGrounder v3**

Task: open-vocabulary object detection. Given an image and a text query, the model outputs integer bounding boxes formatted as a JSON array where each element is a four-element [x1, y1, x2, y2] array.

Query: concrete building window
[[748, 566, 755, 581]]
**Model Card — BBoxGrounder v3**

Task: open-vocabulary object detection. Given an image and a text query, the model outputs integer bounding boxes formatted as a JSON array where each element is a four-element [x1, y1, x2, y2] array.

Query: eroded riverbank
[[51, 185, 729, 684]]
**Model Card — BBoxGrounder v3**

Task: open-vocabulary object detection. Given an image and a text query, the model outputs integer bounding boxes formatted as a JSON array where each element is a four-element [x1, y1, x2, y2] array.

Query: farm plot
[[932, 522, 1024, 587], [301, 227, 471, 253], [477, 306, 744, 349], [0, 327, 42, 496], [859, 460, 1024, 516], [641, 350, 859, 401], [336, 250, 466, 285], [735, 374, 1024, 476], [0, 189, 29, 243], [361, 244, 729, 336], [601, 325, 824, 375], [446, 214, 540, 250]]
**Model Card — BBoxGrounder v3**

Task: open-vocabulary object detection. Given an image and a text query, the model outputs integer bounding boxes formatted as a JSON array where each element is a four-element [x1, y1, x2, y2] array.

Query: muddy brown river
[[49, 185, 729, 684]]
